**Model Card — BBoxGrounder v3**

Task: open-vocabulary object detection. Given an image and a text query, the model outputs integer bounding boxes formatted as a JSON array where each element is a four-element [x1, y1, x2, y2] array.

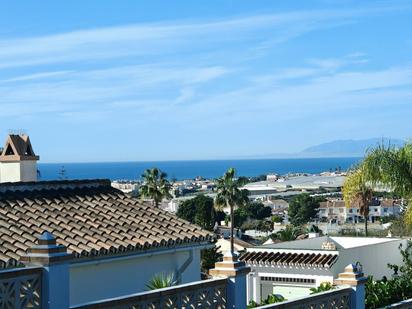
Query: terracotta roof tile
[[240, 251, 338, 269], [0, 179, 214, 268]]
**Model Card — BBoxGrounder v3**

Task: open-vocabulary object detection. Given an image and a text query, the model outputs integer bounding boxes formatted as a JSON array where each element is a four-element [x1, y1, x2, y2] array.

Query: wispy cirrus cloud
[[0, 1, 411, 161], [0, 2, 409, 70]]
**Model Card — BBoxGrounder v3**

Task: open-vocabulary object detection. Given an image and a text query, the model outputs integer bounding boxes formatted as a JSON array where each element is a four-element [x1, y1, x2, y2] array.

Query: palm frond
[[140, 167, 172, 207]]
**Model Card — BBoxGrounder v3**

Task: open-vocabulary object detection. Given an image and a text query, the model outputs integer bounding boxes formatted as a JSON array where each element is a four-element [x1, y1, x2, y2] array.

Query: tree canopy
[[362, 142, 412, 199], [234, 208, 249, 228], [231, 202, 272, 228], [361, 142, 412, 226], [176, 194, 215, 231], [271, 225, 302, 241], [246, 202, 272, 220], [288, 194, 322, 226]]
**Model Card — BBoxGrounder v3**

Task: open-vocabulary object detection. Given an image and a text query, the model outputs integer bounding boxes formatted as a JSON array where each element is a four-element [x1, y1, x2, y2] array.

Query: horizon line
[[38, 155, 363, 165]]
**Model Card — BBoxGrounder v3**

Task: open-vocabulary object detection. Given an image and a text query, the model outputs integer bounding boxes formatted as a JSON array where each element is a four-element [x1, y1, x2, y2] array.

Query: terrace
[[0, 232, 371, 309]]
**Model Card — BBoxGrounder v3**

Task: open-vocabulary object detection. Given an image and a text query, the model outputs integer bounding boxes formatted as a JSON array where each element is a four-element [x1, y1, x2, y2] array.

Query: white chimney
[[0, 134, 40, 183]]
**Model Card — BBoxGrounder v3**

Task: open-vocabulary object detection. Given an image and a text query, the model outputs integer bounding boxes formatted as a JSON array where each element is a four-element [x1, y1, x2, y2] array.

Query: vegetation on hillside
[[177, 194, 216, 231], [247, 294, 286, 308], [271, 225, 302, 241], [310, 282, 334, 294], [288, 194, 324, 226], [234, 202, 272, 229]]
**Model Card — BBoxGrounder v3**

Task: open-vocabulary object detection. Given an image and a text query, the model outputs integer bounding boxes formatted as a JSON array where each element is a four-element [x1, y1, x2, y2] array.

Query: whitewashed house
[[318, 199, 347, 224], [240, 236, 406, 303], [318, 198, 402, 224]]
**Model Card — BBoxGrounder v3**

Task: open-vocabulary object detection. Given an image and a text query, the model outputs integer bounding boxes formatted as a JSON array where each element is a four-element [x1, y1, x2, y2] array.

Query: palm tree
[[342, 165, 373, 236], [363, 143, 412, 197], [140, 168, 172, 207], [362, 142, 412, 225], [272, 225, 301, 241], [215, 168, 249, 256]]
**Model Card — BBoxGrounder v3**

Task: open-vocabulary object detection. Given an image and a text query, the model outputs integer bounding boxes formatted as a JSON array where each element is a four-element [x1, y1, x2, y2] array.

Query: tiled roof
[[319, 200, 346, 209], [381, 199, 397, 207], [239, 251, 338, 269], [0, 180, 213, 269]]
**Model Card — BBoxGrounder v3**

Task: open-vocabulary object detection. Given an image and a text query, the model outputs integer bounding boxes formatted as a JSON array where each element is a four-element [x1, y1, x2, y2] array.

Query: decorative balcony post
[[209, 252, 251, 309], [251, 271, 261, 304], [20, 231, 73, 309], [334, 263, 367, 309], [245, 270, 261, 305]]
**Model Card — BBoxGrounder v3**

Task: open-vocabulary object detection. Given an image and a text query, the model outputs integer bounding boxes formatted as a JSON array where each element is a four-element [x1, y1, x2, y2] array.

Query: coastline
[[37, 157, 361, 181]]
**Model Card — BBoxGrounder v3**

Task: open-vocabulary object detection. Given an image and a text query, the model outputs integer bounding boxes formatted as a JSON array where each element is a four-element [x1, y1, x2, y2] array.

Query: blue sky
[[0, 0, 411, 162]]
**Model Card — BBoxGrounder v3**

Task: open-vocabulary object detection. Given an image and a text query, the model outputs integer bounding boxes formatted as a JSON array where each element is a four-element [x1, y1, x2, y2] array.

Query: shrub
[[270, 225, 302, 241], [310, 282, 334, 294], [247, 294, 286, 308], [272, 216, 283, 223], [146, 272, 177, 290], [201, 246, 223, 273], [365, 241, 412, 308]]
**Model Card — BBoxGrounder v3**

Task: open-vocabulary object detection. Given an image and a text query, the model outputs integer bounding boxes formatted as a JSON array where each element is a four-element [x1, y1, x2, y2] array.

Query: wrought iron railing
[[256, 286, 352, 309], [71, 277, 227, 309], [0, 267, 42, 309]]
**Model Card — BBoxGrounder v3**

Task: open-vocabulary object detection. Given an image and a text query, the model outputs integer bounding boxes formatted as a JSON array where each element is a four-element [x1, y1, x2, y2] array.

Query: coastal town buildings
[[266, 174, 279, 182], [264, 198, 289, 210], [110, 180, 139, 193], [241, 236, 406, 303], [242, 174, 344, 199], [318, 198, 402, 224]]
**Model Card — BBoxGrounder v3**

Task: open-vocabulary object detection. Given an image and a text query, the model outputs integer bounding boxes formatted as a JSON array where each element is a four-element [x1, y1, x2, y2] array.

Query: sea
[[38, 157, 361, 181]]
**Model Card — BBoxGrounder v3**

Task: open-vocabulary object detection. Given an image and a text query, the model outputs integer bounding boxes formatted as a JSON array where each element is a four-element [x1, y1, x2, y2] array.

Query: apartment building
[[318, 198, 402, 224]]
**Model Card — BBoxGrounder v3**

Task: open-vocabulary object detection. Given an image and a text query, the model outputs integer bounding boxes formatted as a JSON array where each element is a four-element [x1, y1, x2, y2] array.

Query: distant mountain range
[[301, 138, 405, 157], [238, 138, 405, 159]]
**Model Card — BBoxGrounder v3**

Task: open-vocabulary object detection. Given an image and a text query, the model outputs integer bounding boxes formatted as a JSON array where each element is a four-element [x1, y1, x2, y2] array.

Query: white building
[[266, 174, 278, 182], [0, 134, 39, 183], [165, 195, 198, 213], [318, 198, 402, 224], [111, 181, 139, 193], [241, 236, 406, 303], [318, 200, 347, 224], [263, 198, 289, 211]]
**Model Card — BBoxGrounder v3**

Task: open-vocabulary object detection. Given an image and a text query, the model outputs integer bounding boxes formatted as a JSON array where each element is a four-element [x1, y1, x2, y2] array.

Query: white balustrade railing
[[70, 277, 227, 309], [256, 286, 352, 309]]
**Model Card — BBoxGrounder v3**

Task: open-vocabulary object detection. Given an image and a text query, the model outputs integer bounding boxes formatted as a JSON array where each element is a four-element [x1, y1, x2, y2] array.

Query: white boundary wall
[[69, 248, 201, 306]]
